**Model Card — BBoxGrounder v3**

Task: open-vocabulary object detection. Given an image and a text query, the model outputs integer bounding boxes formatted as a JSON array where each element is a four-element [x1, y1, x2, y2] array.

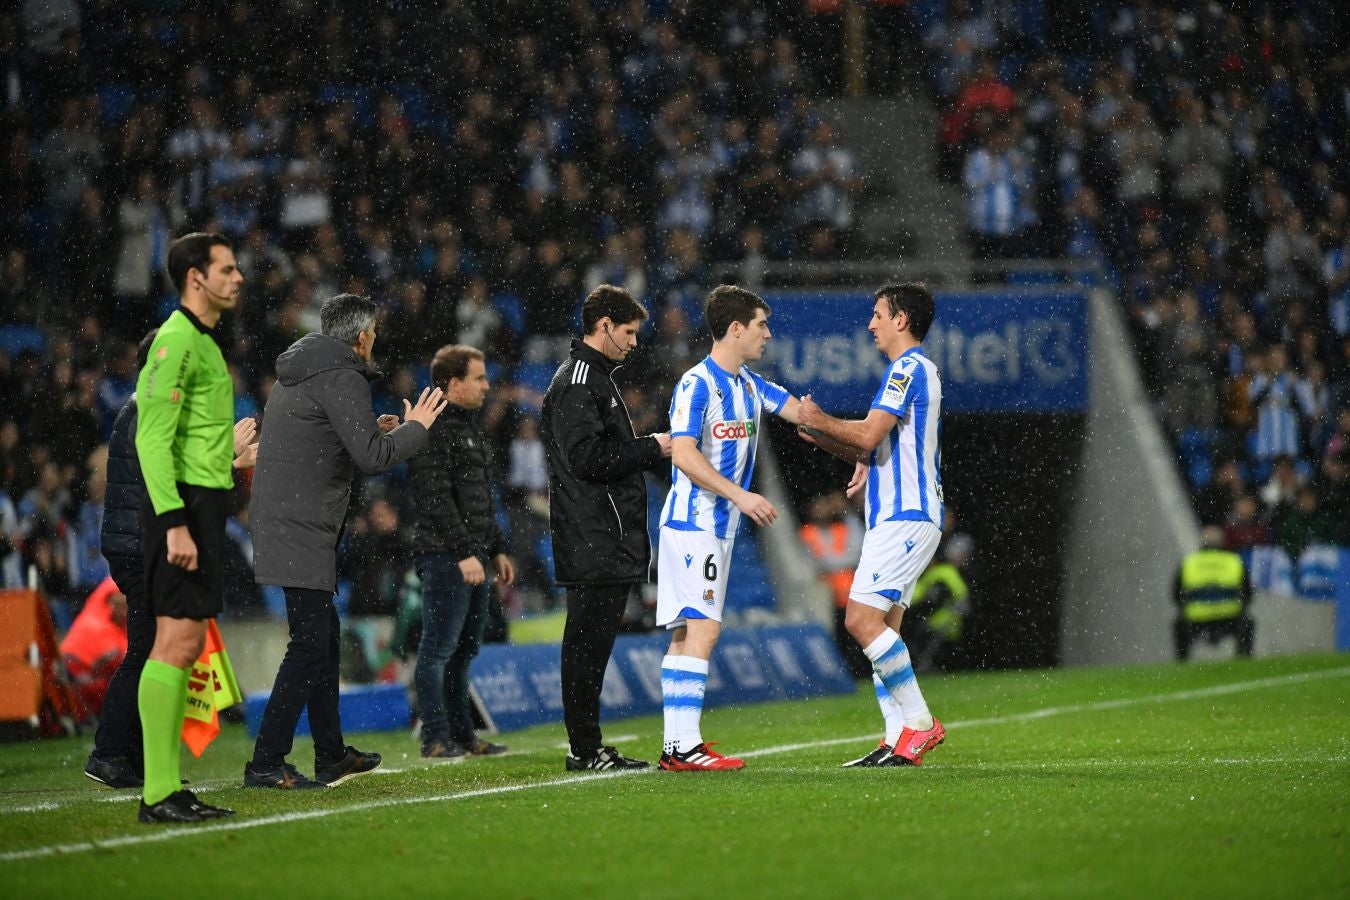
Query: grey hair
[[320, 293, 379, 344]]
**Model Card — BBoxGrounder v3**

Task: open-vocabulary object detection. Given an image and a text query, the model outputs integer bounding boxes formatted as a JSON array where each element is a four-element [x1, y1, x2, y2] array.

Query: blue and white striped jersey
[[660, 356, 790, 539], [866, 348, 944, 529]]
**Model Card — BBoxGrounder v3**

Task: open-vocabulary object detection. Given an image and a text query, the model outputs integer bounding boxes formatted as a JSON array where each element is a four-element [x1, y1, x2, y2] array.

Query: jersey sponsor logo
[[156, 347, 168, 359], [610, 397, 618, 408], [710, 419, 757, 440], [683, 553, 693, 568], [905, 539, 916, 553], [872, 572, 880, 582]]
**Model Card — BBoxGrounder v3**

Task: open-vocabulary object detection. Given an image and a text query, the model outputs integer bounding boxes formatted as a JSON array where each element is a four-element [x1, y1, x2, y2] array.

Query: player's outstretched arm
[[671, 436, 777, 527], [797, 395, 896, 454], [798, 425, 870, 464]]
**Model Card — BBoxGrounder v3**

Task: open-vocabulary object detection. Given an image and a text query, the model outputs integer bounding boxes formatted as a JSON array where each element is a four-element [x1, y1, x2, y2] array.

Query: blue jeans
[[414, 554, 490, 746]]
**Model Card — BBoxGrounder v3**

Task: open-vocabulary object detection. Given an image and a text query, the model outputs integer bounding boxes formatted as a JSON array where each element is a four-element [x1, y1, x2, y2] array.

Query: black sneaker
[[842, 741, 895, 768], [85, 754, 143, 788], [565, 746, 650, 771], [468, 737, 508, 757], [243, 761, 326, 789], [183, 789, 236, 819], [421, 738, 468, 761], [315, 746, 382, 786], [138, 789, 234, 824]]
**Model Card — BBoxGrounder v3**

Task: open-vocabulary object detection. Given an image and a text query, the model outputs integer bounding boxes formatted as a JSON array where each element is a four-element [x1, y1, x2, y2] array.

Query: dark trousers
[[561, 583, 631, 757], [413, 554, 490, 747], [252, 587, 345, 768], [1174, 614, 1255, 661], [91, 558, 152, 766]]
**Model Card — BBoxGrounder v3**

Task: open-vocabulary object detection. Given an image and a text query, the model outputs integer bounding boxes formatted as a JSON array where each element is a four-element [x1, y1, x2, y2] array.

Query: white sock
[[661, 655, 709, 754], [863, 631, 932, 731], [873, 672, 906, 746]]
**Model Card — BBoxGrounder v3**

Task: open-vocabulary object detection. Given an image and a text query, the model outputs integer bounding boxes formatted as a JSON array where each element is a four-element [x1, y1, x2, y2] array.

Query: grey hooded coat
[[250, 332, 427, 592]]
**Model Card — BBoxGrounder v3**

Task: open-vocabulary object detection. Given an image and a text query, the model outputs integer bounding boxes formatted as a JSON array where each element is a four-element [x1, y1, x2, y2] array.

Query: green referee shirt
[[135, 306, 235, 528]]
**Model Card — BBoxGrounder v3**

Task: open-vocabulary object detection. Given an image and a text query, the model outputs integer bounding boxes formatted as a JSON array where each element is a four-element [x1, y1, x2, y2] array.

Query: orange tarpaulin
[[0, 589, 84, 734]]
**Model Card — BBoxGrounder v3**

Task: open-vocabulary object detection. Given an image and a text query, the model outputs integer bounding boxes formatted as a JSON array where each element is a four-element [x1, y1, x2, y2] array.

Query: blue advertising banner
[[469, 624, 856, 733], [757, 291, 1089, 414]]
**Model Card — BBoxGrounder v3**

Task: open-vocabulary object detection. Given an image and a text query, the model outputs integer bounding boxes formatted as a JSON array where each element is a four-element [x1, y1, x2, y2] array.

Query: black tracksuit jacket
[[542, 340, 665, 586]]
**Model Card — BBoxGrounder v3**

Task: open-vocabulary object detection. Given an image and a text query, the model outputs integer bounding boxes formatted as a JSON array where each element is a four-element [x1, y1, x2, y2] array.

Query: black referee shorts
[[141, 483, 229, 620]]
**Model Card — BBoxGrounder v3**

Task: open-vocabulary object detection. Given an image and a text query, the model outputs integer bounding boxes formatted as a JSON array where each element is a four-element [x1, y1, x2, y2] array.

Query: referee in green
[[134, 232, 243, 823]]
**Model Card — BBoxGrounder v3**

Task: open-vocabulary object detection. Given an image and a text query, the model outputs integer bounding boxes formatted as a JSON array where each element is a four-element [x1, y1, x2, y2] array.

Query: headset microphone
[[603, 322, 627, 357]]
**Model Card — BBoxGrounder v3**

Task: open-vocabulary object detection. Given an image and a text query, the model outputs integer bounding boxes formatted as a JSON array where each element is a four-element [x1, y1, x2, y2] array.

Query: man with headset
[[542, 285, 671, 771]]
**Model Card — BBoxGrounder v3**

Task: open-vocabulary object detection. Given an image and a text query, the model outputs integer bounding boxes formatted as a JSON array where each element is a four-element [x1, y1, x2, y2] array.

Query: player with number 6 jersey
[[656, 285, 802, 771]]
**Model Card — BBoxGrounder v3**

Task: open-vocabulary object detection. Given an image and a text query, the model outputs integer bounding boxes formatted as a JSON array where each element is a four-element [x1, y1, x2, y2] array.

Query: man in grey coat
[[245, 294, 447, 789]]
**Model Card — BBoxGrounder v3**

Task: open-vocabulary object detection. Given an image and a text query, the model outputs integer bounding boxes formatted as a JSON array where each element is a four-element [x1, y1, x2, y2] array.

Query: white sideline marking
[[2, 665, 1346, 862]]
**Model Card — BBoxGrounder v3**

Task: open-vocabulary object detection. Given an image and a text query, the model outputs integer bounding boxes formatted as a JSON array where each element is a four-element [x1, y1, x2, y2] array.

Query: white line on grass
[[3, 664, 1346, 862]]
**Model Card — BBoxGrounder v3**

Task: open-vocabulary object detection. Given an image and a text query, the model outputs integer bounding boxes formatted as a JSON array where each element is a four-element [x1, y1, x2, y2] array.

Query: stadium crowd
[[930, 0, 1350, 553], [2, 0, 1346, 636], [0, 0, 873, 621]]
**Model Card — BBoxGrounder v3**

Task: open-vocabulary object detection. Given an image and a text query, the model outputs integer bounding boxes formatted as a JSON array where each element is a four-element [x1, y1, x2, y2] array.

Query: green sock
[[139, 659, 189, 805]]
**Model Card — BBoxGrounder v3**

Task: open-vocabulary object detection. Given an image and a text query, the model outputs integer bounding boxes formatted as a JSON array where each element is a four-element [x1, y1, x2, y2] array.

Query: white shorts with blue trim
[[848, 519, 942, 611], [656, 526, 734, 628]]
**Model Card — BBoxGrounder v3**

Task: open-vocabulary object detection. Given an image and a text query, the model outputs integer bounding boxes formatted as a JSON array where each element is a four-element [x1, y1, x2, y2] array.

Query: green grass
[[1, 654, 1347, 899]]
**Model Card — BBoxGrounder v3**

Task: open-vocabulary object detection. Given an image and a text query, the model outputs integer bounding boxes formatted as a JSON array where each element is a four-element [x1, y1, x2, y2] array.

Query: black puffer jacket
[[99, 398, 144, 563], [542, 340, 665, 586], [408, 403, 506, 560]]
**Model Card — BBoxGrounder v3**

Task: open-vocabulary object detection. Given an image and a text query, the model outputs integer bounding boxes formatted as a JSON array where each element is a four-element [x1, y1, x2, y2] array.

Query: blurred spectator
[[341, 498, 411, 618], [798, 491, 865, 679], [1223, 495, 1270, 552], [963, 125, 1037, 259], [59, 576, 127, 717]]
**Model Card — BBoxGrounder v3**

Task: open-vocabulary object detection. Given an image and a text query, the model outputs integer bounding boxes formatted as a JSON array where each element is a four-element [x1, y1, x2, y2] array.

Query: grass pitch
[[1, 653, 1346, 899]]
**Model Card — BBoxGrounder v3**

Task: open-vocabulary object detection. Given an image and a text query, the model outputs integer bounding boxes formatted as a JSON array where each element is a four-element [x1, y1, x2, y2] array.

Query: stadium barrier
[[236, 624, 854, 738], [469, 623, 857, 733]]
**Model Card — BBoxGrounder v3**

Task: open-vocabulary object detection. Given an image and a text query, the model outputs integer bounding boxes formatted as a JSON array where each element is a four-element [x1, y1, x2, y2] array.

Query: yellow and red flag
[[181, 619, 243, 758]]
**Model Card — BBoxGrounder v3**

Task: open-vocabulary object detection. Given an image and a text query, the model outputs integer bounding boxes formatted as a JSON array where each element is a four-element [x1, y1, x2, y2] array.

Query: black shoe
[[565, 746, 650, 771], [183, 789, 236, 818], [421, 738, 468, 761], [841, 741, 895, 768], [315, 746, 382, 786], [85, 755, 143, 789], [468, 737, 508, 757], [243, 761, 326, 789], [138, 789, 233, 824]]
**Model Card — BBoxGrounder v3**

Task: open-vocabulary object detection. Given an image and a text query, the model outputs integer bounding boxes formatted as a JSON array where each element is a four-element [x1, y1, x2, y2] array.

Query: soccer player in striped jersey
[[797, 283, 946, 768], [656, 285, 802, 771]]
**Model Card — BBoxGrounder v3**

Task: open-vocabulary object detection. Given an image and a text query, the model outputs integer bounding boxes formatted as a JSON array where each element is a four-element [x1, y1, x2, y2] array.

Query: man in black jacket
[[409, 344, 515, 760], [85, 329, 259, 788], [246, 294, 446, 789], [543, 285, 671, 771]]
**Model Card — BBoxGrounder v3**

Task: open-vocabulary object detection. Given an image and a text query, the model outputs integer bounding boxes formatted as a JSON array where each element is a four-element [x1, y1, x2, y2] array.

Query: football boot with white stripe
[[565, 746, 650, 771], [658, 741, 744, 771], [841, 740, 894, 768]]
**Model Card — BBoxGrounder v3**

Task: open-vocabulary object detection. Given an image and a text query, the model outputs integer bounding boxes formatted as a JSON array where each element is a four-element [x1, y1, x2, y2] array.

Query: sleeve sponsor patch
[[882, 370, 911, 405]]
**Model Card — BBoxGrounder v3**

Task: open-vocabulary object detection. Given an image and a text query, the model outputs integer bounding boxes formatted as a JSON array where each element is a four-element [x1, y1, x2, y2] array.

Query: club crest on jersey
[[703, 590, 715, 605], [156, 347, 168, 359], [711, 420, 757, 440]]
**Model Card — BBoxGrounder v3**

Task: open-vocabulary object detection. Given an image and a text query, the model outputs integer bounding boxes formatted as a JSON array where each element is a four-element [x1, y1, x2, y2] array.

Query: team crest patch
[[703, 589, 715, 605], [170, 389, 182, 403]]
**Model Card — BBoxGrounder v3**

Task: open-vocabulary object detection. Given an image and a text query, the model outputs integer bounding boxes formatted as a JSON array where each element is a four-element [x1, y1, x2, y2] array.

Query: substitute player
[[797, 283, 946, 767], [134, 232, 241, 821], [657, 285, 801, 771]]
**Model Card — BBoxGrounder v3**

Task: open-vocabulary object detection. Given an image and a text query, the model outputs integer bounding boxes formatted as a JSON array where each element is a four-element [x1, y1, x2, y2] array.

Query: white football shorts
[[848, 520, 942, 611], [656, 527, 734, 628]]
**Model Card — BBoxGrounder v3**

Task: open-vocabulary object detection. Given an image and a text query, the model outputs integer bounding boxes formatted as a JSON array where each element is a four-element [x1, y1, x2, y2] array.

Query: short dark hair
[[581, 284, 648, 335], [135, 329, 159, 370], [320, 294, 379, 344], [706, 284, 770, 341], [431, 344, 485, 389], [166, 232, 233, 294], [876, 282, 935, 341]]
